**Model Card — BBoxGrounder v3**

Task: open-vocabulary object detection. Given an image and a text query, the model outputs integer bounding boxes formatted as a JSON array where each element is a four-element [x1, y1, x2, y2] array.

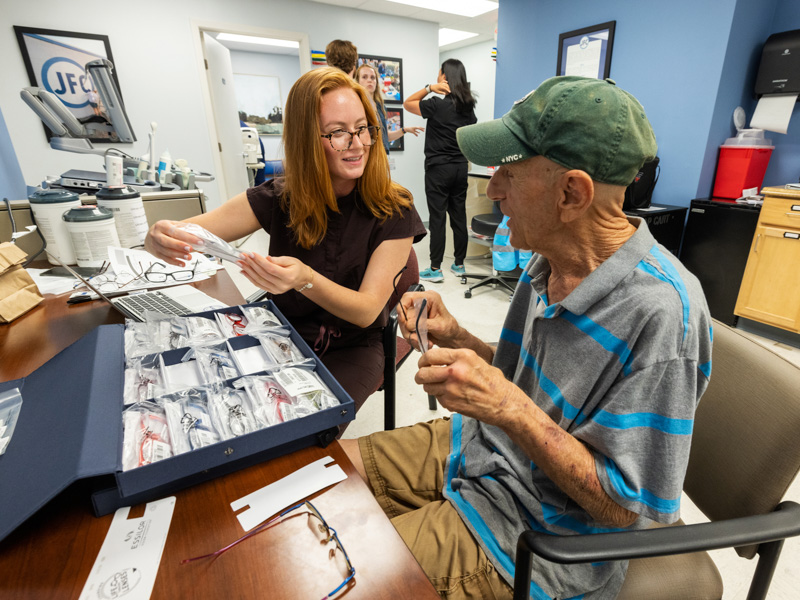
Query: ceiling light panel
[[439, 28, 480, 46], [386, 0, 497, 18]]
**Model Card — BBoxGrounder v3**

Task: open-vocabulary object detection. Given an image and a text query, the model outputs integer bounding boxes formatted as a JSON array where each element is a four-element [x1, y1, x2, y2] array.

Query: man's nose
[[486, 172, 503, 202]]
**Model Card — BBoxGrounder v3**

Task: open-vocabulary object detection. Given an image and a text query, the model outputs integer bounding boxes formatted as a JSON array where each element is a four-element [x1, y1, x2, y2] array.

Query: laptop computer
[[46, 250, 227, 322]]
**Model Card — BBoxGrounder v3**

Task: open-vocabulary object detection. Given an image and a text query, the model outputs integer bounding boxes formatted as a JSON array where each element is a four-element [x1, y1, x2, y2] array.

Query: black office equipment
[[754, 29, 800, 97], [678, 199, 761, 326], [623, 203, 687, 256]]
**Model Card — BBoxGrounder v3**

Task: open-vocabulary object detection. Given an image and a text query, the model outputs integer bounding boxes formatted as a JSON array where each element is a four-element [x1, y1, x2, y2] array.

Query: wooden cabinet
[[734, 186, 800, 332]]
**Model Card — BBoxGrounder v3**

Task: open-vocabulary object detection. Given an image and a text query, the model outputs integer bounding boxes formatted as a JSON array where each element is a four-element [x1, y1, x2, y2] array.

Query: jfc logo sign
[[41, 56, 93, 109]]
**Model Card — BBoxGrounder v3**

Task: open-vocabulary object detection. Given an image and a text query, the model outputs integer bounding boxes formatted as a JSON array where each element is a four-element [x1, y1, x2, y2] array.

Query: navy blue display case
[[0, 301, 354, 543]]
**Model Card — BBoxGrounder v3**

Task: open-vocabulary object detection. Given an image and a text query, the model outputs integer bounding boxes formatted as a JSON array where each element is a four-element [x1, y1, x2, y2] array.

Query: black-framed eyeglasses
[[144, 261, 196, 283], [181, 500, 355, 598], [320, 125, 379, 151]]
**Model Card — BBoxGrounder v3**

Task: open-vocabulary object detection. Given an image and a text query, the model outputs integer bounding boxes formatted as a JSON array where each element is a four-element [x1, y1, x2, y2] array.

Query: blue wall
[[495, 0, 800, 206], [0, 107, 26, 202]]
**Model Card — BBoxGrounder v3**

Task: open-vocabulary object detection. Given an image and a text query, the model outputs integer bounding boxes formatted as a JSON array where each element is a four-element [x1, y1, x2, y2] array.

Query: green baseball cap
[[456, 76, 657, 186]]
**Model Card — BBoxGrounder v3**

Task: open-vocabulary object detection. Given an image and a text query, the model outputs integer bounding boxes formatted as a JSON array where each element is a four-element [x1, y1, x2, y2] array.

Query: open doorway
[[190, 20, 310, 208]]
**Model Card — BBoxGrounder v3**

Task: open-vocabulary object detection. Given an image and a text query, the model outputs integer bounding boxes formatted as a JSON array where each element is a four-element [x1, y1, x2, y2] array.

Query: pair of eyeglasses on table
[[72, 260, 198, 293], [181, 500, 355, 599]]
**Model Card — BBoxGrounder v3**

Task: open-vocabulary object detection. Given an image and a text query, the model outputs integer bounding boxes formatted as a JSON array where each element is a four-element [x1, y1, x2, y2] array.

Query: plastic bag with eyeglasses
[[240, 304, 283, 334], [233, 375, 296, 427], [270, 365, 340, 413], [124, 318, 157, 363], [142, 311, 191, 353], [183, 343, 240, 384], [122, 401, 173, 471], [158, 387, 221, 454], [255, 332, 309, 366], [124, 354, 165, 405], [214, 310, 249, 338], [184, 315, 226, 346], [172, 222, 243, 264], [207, 383, 259, 440]]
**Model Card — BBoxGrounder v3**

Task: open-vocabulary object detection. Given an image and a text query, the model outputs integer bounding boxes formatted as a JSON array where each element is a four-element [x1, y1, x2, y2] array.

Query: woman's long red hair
[[281, 67, 413, 249]]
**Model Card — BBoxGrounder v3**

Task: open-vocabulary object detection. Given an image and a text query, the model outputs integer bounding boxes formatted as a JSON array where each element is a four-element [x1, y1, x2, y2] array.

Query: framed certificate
[[556, 21, 616, 80]]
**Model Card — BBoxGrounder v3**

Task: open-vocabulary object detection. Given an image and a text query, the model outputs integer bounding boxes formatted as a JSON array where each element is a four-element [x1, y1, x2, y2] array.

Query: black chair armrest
[[513, 501, 800, 600]]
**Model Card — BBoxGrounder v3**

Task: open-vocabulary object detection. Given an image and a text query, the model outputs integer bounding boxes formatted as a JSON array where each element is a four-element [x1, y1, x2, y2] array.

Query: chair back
[[389, 248, 419, 309], [683, 319, 800, 558]]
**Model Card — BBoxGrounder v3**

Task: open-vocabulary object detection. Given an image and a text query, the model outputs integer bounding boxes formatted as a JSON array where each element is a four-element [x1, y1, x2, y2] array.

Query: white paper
[[80, 497, 176, 600], [106, 247, 221, 292], [751, 93, 798, 134], [565, 38, 602, 78], [232, 345, 276, 376], [231, 456, 347, 531]]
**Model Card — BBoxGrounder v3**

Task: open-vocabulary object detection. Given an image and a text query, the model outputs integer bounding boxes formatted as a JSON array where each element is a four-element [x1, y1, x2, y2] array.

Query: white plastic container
[[95, 186, 148, 248], [62, 206, 120, 267], [27, 189, 81, 265]]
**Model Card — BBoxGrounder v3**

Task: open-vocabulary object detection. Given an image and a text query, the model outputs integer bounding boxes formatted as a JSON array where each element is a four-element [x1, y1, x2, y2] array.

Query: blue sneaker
[[419, 267, 444, 282], [450, 263, 466, 275]]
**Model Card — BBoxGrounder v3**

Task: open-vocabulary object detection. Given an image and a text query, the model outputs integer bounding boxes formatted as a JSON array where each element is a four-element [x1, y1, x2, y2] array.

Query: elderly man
[[341, 76, 712, 600]]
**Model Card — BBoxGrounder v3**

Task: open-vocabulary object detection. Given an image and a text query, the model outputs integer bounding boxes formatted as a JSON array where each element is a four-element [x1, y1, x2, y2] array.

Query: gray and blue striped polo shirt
[[443, 219, 713, 600]]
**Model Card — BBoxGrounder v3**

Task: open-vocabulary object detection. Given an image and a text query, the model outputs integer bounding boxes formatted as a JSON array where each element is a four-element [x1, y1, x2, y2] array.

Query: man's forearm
[[502, 391, 638, 527]]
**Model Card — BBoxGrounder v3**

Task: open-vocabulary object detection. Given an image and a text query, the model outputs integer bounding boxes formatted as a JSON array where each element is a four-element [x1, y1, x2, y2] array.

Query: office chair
[[460, 207, 522, 299], [513, 318, 800, 600]]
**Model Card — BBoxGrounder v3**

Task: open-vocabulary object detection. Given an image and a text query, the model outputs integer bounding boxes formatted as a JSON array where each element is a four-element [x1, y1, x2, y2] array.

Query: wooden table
[[0, 271, 439, 599]]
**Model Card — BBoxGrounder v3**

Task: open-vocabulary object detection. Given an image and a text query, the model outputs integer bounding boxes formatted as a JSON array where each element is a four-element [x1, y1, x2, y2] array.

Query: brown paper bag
[[0, 242, 44, 323]]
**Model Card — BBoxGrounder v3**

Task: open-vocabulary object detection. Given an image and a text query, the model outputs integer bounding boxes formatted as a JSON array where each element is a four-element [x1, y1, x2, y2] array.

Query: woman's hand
[[403, 126, 425, 137], [144, 220, 204, 267], [237, 252, 313, 295], [430, 82, 451, 95]]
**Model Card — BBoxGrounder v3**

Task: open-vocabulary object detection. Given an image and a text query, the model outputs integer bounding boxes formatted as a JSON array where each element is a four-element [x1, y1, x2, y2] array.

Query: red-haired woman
[[145, 67, 426, 412]]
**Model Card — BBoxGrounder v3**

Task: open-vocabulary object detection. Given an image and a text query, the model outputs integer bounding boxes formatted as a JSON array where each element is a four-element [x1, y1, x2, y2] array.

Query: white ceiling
[[310, 0, 498, 51], [214, 0, 498, 55]]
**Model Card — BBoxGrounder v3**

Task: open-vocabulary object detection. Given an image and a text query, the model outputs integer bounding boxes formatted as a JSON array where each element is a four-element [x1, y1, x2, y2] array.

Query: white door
[[202, 33, 249, 201]]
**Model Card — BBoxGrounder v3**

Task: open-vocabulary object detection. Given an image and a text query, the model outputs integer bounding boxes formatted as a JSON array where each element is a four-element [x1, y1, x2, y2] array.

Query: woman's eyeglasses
[[181, 500, 355, 598], [143, 261, 196, 283], [320, 125, 379, 151]]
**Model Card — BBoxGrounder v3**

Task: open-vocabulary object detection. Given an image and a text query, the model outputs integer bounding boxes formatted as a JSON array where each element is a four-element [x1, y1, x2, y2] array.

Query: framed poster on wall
[[233, 73, 283, 135], [556, 21, 616, 80], [357, 54, 403, 104], [14, 25, 125, 142], [386, 108, 404, 152]]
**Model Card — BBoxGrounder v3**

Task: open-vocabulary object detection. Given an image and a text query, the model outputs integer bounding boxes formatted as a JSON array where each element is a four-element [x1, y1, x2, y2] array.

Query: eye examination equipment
[[20, 59, 213, 192]]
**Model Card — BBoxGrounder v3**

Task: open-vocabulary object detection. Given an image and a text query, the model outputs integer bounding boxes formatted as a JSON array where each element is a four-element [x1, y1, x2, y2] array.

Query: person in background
[[325, 39, 358, 77], [404, 58, 477, 283], [342, 76, 712, 599], [356, 64, 423, 155], [145, 67, 426, 417]]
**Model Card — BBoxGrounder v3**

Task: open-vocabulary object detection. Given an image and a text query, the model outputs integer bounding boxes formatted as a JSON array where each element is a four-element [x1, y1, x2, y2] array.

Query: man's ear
[[556, 170, 594, 223]]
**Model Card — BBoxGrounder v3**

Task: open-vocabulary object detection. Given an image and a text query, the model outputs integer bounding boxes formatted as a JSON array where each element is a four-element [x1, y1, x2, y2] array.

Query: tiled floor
[[226, 238, 800, 598]]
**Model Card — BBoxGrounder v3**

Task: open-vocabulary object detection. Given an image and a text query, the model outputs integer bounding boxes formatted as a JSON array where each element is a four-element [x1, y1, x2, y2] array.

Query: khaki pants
[[359, 418, 513, 600]]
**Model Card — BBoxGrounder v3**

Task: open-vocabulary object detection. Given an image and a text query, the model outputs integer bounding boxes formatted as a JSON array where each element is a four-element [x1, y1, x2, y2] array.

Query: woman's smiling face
[[319, 87, 370, 196]]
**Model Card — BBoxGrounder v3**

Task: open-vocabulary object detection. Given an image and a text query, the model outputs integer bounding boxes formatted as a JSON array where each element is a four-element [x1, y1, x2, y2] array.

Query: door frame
[[190, 19, 311, 207]]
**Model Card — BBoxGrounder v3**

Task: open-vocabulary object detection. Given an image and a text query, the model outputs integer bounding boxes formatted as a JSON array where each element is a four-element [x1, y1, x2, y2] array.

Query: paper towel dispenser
[[755, 29, 800, 98]]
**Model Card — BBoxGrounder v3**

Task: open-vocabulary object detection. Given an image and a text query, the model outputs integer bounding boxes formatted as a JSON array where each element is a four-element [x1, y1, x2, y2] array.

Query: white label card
[[79, 497, 176, 600], [272, 367, 324, 397], [231, 456, 346, 531]]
